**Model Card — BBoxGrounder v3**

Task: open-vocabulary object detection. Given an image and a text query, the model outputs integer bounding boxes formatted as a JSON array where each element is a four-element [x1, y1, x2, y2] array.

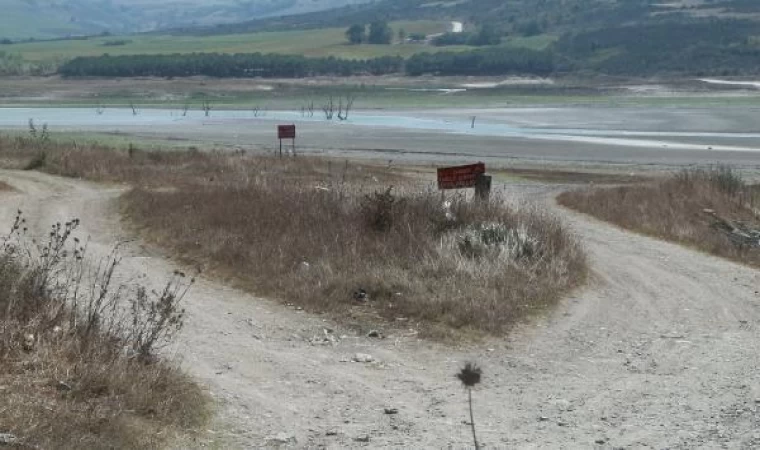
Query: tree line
[[556, 19, 760, 76], [58, 48, 555, 78], [59, 53, 405, 77], [406, 48, 554, 76], [345, 21, 393, 45]]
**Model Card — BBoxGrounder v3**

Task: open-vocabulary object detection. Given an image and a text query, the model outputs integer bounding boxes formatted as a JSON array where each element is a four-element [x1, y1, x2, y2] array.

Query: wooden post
[[279, 139, 283, 158], [475, 174, 492, 201]]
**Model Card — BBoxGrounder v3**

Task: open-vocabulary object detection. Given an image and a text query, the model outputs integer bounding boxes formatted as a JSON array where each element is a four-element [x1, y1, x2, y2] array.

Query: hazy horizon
[[1, 0, 365, 39]]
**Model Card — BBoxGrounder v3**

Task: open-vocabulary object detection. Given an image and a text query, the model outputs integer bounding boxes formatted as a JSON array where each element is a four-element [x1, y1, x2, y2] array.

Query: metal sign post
[[277, 125, 296, 157]]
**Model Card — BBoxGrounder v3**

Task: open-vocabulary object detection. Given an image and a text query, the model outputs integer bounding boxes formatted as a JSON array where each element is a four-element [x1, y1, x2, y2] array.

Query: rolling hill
[[5, 0, 760, 77], [0, 0, 369, 40], [167, 0, 760, 36]]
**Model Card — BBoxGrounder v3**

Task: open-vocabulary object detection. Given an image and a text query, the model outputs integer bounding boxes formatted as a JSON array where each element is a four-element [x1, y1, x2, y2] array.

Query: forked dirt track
[[1, 169, 759, 449]]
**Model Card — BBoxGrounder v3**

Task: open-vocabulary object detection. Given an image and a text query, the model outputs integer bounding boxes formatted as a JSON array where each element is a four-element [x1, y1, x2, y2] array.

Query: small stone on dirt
[[267, 432, 297, 445], [538, 416, 549, 422], [0, 434, 18, 445], [367, 330, 383, 338], [354, 435, 370, 443], [384, 408, 399, 415], [22, 333, 35, 352], [215, 363, 233, 375], [353, 353, 374, 363], [595, 438, 607, 445], [352, 289, 369, 302], [325, 430, 338, 436]]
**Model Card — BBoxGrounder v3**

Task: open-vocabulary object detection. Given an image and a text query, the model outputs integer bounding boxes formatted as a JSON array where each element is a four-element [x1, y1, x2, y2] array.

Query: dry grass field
[[559, 166, 760, 266]]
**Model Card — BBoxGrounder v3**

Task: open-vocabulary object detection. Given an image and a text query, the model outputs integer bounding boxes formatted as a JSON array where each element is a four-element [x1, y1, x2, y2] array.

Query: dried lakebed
[[3, 106, 760, 166]]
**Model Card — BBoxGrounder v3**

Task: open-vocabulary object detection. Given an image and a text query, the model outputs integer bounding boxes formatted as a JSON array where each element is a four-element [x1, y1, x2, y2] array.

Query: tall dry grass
[[123, 174, 586, 337], [0, 133, 406, 188], [0, 213, 208, 449], [558, 166, 760, 265]]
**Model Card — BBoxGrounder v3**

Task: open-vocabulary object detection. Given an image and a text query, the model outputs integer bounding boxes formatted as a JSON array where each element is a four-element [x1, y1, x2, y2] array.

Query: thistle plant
[[457, 362, 482, 449]]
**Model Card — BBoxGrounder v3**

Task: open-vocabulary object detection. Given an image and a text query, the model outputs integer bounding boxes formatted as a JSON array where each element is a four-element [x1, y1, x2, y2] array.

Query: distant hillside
[[169, 0, 760, 36], [0, 0, 368, 40], [7, 0, 760, 77], [158, 0, 760, 77]]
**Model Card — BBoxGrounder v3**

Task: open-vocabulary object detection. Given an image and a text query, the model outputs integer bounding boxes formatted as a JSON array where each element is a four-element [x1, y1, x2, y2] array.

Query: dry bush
[[0, 214, 208, 449], [558, 166, 760, 265], [123, 181, 586, 337]]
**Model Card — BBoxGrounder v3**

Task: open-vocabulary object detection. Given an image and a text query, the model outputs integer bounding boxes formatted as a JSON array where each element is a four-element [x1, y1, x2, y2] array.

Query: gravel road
[[1, 170, 759, 448]]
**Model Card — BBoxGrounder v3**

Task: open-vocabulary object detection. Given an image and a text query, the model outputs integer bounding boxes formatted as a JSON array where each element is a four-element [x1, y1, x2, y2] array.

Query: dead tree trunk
[[338, 94, 355, 121], [322, 96, 335, 120]]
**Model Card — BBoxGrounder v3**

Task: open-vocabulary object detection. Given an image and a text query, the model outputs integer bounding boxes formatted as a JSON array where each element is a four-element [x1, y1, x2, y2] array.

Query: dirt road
[[1, 170, 759, 448]]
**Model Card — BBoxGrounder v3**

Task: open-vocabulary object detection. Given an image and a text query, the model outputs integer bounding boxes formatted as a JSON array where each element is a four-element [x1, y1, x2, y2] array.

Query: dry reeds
[[558, 165, 760, 265]]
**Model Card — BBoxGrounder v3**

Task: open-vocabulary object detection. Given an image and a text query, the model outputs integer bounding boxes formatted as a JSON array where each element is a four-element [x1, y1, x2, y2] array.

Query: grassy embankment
[[0, 198, 208, 447], [559, 166, 760, 266], [0, 133, 586, 339]]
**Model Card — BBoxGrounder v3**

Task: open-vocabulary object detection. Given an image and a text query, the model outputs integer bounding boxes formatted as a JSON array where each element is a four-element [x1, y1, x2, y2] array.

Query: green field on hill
[[5, 20, 556, 66]]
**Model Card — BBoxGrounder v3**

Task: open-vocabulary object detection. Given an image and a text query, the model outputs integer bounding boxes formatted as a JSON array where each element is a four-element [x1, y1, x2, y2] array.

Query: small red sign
[[278, 125, 296, 139], [437, 163, 486, 190]]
